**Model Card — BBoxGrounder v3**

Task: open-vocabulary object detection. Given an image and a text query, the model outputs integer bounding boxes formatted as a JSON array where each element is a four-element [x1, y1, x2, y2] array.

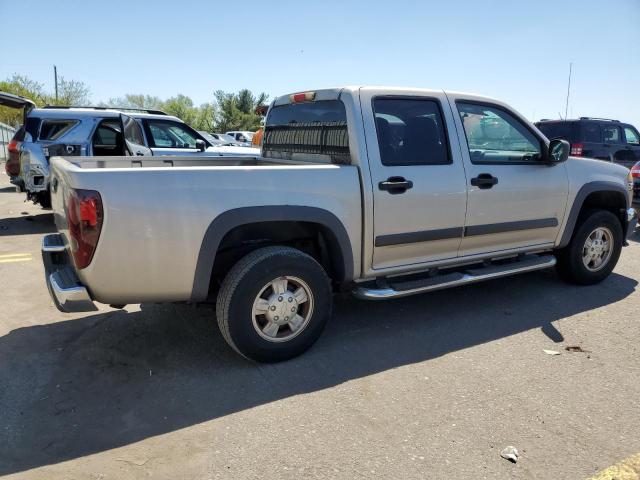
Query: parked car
[[631, 161, 640, 214], [210, 133, 243, 145], [226, 130, 254, 145], [42, 86, 636, 362], [0, 93, 260, 207], [198, 131, 262, 154], [535, 117, 640, 168]]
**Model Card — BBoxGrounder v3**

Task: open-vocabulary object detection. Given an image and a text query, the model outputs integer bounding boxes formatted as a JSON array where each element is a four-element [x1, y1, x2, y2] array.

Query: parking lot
[[0, 168, 639, 479]]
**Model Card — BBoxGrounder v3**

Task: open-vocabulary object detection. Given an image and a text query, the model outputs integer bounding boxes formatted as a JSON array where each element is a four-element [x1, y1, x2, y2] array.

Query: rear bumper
[[42, 233, 97, 313]]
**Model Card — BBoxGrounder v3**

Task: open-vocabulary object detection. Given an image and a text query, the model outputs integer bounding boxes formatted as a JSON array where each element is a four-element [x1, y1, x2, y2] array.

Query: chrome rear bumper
[[42, 233, 97, 313]]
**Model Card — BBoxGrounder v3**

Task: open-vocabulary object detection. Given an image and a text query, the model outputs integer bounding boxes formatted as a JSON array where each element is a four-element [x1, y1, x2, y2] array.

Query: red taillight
[[570, 143, 583, 156], [631, 163, 640, 178], [66, 189, 103, 269], [5, 140, 20, 176]]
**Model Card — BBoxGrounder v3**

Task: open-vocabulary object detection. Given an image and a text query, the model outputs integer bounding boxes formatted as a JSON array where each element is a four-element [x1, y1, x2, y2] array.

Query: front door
[[360, 88, 468, 271], [451, 98, 569, 257], [622, 125, 640, 166]]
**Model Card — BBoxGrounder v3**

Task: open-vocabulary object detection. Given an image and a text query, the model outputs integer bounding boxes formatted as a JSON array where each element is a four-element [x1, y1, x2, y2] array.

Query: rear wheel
[[556, 209, 622, 285], [216, 246, 332, 362]]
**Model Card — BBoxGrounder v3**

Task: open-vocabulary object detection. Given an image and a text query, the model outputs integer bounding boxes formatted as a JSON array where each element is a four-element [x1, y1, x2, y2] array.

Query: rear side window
[[536, 122, 578, 141], [583, 123, 601, 142], [373, 97, 450, 166], [263, 99, 350, 164], [624, 126, 639, 145], [39, 120, 77, 141]]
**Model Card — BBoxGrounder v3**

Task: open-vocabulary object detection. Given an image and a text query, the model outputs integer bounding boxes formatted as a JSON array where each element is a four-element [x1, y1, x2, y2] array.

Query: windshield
[[198, 131, 223, 146]]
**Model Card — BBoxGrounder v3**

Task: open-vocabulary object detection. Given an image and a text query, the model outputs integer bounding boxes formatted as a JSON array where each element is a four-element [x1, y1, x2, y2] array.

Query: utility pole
[[564, 62, 572, 120], [54, 65, 58, 103]]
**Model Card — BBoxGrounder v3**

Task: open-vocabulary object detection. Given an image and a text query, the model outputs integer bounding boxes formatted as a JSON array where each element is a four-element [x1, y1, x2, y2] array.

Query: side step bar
[[353, 254, 556, 300]]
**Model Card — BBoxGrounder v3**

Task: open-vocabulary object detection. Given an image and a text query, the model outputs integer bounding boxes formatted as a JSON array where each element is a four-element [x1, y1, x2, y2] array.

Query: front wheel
[[555, 209, 623, 285], [216, 246, 332, 362]]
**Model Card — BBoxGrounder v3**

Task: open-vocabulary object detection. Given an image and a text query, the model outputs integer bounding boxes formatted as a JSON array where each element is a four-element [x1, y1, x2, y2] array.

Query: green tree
[[163, 94, 197, 126], [102, 94, 164, 110], [54, 77, 91, 106], [212, 89, 268, 132], [0, 74, 48, 126]]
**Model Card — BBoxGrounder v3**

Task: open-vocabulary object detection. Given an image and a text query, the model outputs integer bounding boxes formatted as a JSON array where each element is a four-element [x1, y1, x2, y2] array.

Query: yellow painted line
[[588, 453, 640, 480], [0, 257, 32, 263], [0, 253, 32, 259]]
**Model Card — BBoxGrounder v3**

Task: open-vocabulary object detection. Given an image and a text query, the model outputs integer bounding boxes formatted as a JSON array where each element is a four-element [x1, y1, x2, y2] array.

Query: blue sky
[[1, 0, 638, 126]]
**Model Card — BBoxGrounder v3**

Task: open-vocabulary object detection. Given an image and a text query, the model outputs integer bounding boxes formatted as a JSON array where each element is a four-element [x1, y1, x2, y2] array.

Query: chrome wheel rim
[[582, 226, 613, 272], [251, 276, 314, 343]]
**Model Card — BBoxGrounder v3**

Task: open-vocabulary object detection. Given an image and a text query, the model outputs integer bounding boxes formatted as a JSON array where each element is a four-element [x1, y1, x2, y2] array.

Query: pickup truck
[[42, 86, 637, 362]]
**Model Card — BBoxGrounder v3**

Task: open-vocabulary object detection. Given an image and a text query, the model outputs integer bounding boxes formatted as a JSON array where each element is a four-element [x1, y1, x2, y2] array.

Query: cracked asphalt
[[0, 170, 639, 479]]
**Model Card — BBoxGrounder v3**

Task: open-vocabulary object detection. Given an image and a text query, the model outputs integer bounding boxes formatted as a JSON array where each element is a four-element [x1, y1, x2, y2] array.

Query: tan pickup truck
[[42, 86, 637, 362]]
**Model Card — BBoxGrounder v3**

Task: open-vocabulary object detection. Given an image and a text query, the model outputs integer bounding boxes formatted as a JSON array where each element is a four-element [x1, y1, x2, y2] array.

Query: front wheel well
[[209, 221, 347, 296], [578, 190, 626, 226]]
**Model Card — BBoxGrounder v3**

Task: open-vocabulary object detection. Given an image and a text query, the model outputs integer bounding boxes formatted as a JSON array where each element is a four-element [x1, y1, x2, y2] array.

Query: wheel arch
[[558, 181, 629, 248], [191, 206, 355, 301]]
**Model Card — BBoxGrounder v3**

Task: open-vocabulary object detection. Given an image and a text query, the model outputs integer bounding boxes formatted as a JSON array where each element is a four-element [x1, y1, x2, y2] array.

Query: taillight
[[66, 189, 103, 269], [631, 163, 640, 178], [570, 143, 583, 156], [5, 140, 20, 176]]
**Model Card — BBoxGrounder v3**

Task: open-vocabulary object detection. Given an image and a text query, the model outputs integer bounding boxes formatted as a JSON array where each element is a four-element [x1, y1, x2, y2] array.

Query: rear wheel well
[[209, 221, 346, 297]]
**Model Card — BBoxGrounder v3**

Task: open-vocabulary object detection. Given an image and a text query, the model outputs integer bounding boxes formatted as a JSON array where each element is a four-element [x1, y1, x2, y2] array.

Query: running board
[[353, 254, 556, 300]]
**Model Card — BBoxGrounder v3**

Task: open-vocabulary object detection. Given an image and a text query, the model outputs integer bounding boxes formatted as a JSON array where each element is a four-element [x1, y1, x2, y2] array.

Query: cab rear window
[[263, 99, 350, 164]]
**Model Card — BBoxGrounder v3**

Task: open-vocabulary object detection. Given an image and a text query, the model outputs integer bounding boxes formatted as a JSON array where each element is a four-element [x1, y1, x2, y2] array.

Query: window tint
[[147, 120, 199, 148], [94, 121, 119, 145], [603, 125, 621, 143], [264, 99, 350, 164], [25, 117, 41, 140], [624, 127, 639, 145], [458, 103, 541, 164], [372, 98, 449, 166], [39, 120, 77, 141], [536, 122, 578, 141], [583, 123, 601, 142]]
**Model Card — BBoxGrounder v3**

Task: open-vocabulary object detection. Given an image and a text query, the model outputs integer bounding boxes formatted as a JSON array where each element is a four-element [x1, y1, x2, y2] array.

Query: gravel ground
[[0, 170, 639, 479]]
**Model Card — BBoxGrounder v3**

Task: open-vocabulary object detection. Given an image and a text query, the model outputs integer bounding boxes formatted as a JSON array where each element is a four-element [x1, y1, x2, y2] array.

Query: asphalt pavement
[[1, 170, 639, 480]]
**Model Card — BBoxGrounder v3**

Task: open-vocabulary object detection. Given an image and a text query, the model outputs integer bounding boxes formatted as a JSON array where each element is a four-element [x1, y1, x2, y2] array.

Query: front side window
[[457, 102, 541, 164], [624, 127, 639, 145], [603, 125, 621, 143], [147, 120, 199, 148], [39, 120, 78, 141]]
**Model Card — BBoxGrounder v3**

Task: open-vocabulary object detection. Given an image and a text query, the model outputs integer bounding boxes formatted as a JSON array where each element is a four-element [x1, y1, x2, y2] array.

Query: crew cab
[[42, 86, 637, 362]]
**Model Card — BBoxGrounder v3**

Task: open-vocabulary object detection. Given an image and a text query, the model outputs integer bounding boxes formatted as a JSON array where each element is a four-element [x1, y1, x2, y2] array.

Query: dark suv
[[535, 117, 640, 168]]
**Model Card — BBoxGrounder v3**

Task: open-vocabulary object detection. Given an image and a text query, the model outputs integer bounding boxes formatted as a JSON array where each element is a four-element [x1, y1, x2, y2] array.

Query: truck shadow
[[0, 269, 636, 475], [0, 213, 55, 236]]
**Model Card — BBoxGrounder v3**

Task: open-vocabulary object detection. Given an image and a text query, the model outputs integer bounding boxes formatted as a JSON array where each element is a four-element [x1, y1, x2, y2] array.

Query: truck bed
[[56, 155, 319, 169]]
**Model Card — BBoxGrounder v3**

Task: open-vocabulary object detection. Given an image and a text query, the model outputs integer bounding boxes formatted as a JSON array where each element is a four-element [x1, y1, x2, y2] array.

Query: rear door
[[601, 124, 629, 166], [120, 114, 152, 156], [360, 87, 468, 270]]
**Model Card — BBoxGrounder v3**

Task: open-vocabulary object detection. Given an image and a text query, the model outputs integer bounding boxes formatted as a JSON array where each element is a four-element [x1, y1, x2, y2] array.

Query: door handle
[[136, 151, 145, 156], [470, 173, 498, 189], [378, 176, 413, 194]]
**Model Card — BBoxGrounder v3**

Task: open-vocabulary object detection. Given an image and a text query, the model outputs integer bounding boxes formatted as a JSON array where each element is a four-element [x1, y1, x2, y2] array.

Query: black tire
[[37, 190, 51, 208], [555, 209, 623, 285], [216, 246, 332, 362]]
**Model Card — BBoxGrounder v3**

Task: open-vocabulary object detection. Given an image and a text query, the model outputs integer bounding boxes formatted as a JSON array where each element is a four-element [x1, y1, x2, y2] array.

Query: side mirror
[[195, 139, 206, 152], [547, 139, 570, 163]]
